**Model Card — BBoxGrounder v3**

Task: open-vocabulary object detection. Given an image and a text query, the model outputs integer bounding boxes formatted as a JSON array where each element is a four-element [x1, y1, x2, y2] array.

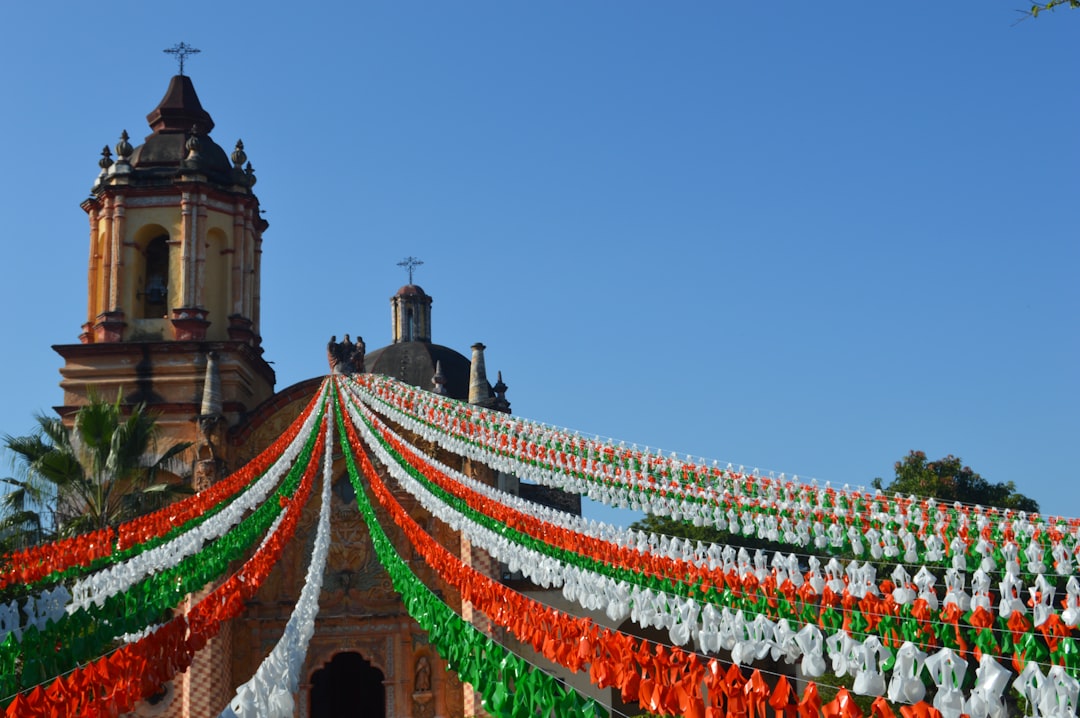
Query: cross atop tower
[[164, 42, 201, 76], [397, 256, 424, 285]]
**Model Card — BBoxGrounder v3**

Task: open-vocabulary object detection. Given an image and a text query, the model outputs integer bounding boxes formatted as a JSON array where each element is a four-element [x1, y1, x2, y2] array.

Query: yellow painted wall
[[86, 197, 252, 343], [204, 226, 230, 340]]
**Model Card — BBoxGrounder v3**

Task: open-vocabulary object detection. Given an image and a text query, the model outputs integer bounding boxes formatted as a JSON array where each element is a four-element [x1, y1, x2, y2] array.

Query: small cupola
[[391, 284, 432, 343]]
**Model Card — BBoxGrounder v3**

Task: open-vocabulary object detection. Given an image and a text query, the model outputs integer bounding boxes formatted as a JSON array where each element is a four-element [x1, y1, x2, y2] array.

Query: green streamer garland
[[333, 387, 606, 718], [0, 404, 326, 699], [344, 389, 1077, 677]]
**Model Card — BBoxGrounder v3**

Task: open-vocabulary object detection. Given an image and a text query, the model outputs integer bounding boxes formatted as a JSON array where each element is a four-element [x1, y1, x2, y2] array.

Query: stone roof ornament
[[468, 343, 494, 406], [397, 256, 424, 285], [115, 130, 133, 161], [163, 41, 201, 76], [200, 351, 223, 418], [185, 125, 202, 159], [231, 140, 247, 168], [112, 130, 133, 177], [432, 360, 448, 396], [492, 371, 511, 413], [98, 145, 113, 172]]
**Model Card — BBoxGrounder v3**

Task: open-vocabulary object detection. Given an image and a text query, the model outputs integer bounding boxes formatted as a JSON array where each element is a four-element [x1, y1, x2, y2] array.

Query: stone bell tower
[[54, 71, 275, 470]]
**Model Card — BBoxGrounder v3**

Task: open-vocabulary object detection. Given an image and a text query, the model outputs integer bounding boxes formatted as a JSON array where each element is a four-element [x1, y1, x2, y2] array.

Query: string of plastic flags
[[340, 386, 1078, 681], [0, 384, 323, 593], [1, 369, 1077, 717], [220, 399, 335, 718], [342, 375, 1080, 718], [342, 378, 880, 718], [0, 386, 329, 715], [350, 374, 1079, 581], [344, 377, 1079, 657], [0, 384, 327, 649], [331, 381, 608, 717]]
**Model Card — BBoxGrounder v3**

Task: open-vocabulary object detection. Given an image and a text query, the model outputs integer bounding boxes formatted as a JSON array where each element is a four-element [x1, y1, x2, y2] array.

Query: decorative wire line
[[361, 443, 949, 711], [355, 374, 1079, 527], [344, 386, 1073, 655], [0, 620, 174, 705], [348, 381, 1069, 654], [347, 399, 1066, 696], [377, 430, 1066, 676], [349, 375, 1078, 595]]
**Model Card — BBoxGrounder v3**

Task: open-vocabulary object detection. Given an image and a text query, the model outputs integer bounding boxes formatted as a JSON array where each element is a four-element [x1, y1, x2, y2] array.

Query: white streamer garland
[[220, 397, 335, 718], [344, 378, 1078, 630], [343, 380, 1080, 717], [351, 374, 1079, 582], [0, 385, 330, 647]]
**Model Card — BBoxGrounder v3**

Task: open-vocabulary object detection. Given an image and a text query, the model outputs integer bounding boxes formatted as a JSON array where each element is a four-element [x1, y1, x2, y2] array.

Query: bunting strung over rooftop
[[1, 50, 1076, 718]]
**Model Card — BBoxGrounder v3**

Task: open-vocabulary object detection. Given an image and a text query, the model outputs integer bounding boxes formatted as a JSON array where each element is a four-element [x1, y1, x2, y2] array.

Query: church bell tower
[[54, 70, 275, 466]]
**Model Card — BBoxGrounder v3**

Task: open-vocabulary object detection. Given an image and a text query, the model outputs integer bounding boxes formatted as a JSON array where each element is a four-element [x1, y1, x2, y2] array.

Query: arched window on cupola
[[141, 235, 170, 319]]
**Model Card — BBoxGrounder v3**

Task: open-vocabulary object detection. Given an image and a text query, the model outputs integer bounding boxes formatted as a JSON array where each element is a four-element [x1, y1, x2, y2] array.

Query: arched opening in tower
[[141, 234, 170, 319], [309, 651, 386, 717]]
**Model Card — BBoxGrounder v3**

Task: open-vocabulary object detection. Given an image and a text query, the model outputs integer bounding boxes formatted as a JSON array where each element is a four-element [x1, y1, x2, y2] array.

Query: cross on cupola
[[390, 258, 432, 343], [163, 42, 201, 76], [397, 256, 424, 285]]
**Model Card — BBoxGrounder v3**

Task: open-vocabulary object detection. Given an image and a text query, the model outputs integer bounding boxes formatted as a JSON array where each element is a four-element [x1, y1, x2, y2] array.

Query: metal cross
[[164, 42, 201, 76], [397, 256, 424, 284]]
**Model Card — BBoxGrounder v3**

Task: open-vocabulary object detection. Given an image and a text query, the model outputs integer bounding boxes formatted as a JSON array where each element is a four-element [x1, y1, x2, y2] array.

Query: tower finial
[[468, 343, 493, 405], [432, 360, 448, 396], [163, 42, 201, 76], [397, 256, 424, 285]]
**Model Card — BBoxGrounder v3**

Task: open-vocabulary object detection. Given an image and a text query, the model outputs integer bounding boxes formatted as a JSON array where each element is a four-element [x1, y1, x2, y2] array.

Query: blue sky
[[0, 3, 1075, 525]]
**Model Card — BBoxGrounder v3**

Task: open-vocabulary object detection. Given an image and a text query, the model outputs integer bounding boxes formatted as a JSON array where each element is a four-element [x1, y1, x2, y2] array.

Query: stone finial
[[492, 370, 510, 413], [98, 145, 114, 171], [185, 125, 201, 159], [231, 139, 247, 168], [432, 360, 448, 396], [200, 351, 223, 418], [245, 161, 257, 187], [115, 130, 133, 161], [196, 350, 225, 490], [468, 343, 493, 405]]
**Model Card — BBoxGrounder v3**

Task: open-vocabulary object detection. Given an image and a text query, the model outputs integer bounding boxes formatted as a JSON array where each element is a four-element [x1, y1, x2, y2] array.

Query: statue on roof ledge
[[327, 334, 366, 374]]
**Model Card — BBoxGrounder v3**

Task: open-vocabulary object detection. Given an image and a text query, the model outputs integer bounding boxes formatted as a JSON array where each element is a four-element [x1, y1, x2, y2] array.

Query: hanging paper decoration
[[0, 384, 326, 596], [343, 385, 1073, 691], [347, 374, 1079, 582], [330, 382, 607, 717], [341, 376, 1080, 715], [0, 393, 329, 707], [220, 409, 335, 717], [3, 370, 1078, 718]]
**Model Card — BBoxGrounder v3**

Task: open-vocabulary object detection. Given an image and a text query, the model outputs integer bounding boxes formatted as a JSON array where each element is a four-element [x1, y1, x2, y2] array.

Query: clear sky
[[0, 3, 1075, 527]]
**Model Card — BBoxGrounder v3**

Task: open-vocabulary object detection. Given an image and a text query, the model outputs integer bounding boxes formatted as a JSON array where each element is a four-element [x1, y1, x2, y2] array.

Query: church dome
[[395, 284, 427, 298], [363, 341, 472, 401]]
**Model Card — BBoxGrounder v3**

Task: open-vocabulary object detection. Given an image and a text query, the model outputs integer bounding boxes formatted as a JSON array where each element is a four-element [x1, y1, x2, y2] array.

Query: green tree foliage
[[872, 450, 1039, 513], [0, 395, 193, 552], [1028, 0, 1079, 17]]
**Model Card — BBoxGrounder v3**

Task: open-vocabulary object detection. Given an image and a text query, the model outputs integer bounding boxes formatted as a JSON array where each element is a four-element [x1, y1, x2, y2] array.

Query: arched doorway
[[310, 652, 386, 717]]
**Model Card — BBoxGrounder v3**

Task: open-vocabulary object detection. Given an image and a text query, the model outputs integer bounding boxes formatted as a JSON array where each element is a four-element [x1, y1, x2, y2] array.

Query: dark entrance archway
[[310, 652, 386, 717]]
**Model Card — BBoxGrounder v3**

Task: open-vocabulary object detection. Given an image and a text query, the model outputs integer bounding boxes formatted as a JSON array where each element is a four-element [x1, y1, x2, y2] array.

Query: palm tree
[[0, 394, 193, 547], [0, 474, 48, 552]]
